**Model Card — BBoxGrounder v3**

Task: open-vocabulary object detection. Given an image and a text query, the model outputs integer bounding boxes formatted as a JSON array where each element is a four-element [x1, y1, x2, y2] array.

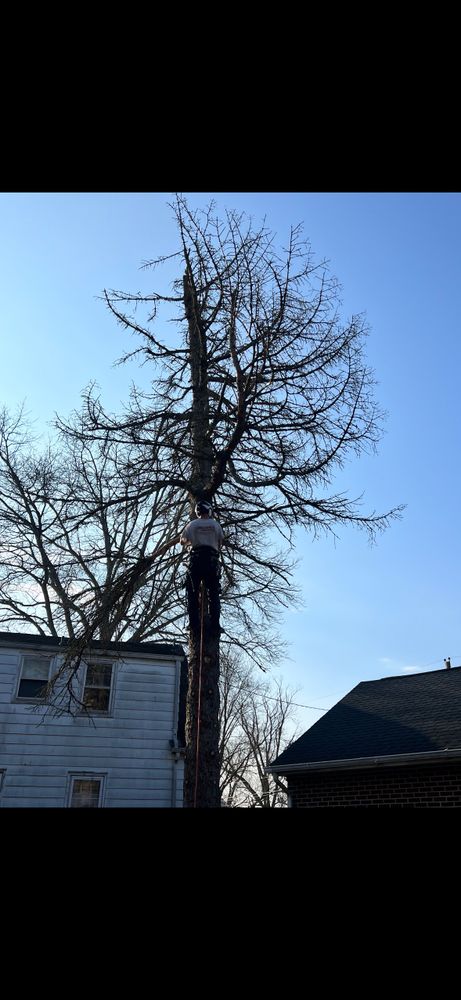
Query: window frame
[[14, 653, 54, 703], [66, 772, 107, 808], [80, 659, 116, 716]]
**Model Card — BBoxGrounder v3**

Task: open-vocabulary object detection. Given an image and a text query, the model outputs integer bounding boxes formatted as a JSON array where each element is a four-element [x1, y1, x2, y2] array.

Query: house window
[[82, 662, 114, 713], [16, 655, 52, 700], [68, 775, 105, 808]]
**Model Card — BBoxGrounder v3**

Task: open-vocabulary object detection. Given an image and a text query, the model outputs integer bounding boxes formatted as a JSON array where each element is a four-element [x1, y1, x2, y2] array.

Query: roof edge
[[267, 747, 461, 775], [0, 631, 185, 659]]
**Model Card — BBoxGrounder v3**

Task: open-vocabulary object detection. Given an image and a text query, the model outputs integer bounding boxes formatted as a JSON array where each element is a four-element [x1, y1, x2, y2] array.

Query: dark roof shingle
[[0, 630, 185, 658], [271, 667, 461, 770]]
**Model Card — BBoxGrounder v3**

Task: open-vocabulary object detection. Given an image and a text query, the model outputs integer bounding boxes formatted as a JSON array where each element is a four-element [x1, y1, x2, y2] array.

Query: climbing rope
[[193, 580, 206, 808]]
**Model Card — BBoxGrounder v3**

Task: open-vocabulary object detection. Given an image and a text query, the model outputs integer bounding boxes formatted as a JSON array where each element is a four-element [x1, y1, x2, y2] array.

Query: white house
[[0, 631, 187, 808]]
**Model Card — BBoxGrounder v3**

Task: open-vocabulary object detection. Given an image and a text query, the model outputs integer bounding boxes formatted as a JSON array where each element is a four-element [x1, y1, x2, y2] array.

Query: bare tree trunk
[[261, 775, 270, 808], [183, 592, 220, 808], [182, 262, 222, 806]]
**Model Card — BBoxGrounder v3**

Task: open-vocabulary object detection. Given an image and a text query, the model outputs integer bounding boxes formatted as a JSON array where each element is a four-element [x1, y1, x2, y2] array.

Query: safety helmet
[[195, 500, 212, 517]]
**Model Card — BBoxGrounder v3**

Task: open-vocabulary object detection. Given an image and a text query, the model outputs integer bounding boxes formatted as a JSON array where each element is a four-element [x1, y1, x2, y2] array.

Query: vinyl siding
[[0, 644, 185, 808]]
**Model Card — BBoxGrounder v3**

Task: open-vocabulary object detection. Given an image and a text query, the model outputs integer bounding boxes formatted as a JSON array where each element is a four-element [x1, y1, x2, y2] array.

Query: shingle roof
[[0, 630, 185, 658], [270, 667, 461, 771]]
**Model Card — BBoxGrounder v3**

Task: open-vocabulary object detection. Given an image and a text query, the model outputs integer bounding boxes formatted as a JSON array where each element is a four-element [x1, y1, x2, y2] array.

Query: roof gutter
[[266, 747, 461, 775], [0, 636, 181, 662]]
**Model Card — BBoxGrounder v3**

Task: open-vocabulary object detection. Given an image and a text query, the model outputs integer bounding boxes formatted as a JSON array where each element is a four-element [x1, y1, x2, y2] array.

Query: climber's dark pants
[[185, 546, 221, 632]]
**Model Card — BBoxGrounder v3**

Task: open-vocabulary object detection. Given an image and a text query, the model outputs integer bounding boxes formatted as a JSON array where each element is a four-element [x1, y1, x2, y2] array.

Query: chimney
[[445, 657, 451, 670]]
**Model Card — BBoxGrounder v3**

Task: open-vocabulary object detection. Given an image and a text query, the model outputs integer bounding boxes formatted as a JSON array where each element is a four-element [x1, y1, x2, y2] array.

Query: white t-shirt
[[181, 517, 224, 552]]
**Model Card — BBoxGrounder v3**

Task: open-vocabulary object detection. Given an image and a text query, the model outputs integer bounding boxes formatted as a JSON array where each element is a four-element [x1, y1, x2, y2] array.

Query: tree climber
[[181, 501, 224, 633]]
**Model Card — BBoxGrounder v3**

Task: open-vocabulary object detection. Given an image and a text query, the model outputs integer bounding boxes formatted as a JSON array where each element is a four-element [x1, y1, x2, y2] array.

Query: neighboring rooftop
[[0, 630, 185, 658], [270, 666, 461, 771]]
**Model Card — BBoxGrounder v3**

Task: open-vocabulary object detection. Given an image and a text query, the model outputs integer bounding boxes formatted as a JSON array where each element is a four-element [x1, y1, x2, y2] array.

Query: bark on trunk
[[183, 601, 221, 808], [183, 266, 213, 495], [182, 265, 221, 807]]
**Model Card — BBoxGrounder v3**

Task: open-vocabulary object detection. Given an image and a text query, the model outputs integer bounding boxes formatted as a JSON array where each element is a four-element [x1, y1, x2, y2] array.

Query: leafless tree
[[0, 407, 300, 797], [50, 195, 402, 805], [0, 406, 287, 714], [0, 405, 183, 649], [219, 652, 300, 807]]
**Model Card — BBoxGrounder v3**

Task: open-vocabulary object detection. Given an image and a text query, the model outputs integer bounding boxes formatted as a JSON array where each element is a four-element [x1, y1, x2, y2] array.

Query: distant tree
[[219, 652, 300, 807], [44, 196, 403, 804], [0, 406, 183, 646]]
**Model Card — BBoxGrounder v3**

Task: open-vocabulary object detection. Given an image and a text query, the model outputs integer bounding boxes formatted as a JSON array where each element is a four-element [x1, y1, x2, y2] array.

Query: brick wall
[[288, 762, 461, 807]]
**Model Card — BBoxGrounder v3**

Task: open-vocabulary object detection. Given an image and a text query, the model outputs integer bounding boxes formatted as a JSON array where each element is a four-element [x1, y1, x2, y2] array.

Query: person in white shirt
[[181, 500, 224, 633]]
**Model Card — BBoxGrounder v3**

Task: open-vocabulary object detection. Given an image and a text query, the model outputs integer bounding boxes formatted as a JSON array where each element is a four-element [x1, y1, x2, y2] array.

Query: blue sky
[[1, 191, 460, 736]]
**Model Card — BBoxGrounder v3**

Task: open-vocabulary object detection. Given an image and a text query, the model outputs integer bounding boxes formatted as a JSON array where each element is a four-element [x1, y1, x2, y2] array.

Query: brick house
[[267, 665, 461, 808]]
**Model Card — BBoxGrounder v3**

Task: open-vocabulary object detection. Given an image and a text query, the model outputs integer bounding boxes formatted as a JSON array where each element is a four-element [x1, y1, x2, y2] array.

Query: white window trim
[[79, 659, 116, 716], [14, 653, 54, 703], [66, 771, 108, 808]]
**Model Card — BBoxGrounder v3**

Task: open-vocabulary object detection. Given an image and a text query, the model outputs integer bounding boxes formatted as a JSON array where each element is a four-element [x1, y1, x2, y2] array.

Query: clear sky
[[1, 191, 460, 737]]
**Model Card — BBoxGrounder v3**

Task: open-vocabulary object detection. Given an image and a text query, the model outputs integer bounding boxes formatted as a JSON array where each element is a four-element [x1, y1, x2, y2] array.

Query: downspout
[[171, 749, 178, 808]]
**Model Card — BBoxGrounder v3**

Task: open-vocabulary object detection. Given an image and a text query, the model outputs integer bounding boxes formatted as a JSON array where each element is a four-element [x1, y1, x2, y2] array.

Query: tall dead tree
[[55, 195, 402, 806]]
